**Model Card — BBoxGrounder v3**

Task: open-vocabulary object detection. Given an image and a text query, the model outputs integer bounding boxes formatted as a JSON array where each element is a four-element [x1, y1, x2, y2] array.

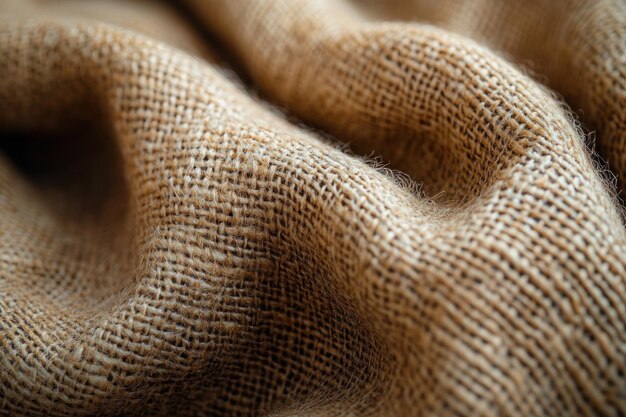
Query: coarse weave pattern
[[1, 0, 626, 416]]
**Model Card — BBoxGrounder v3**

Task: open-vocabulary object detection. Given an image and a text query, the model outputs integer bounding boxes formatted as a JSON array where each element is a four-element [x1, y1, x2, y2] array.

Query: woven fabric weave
[[1, 0, 626, 416]]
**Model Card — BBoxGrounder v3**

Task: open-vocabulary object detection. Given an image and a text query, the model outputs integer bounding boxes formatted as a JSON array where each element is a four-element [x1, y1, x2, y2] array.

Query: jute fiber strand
[[0, 0, 625, 416]]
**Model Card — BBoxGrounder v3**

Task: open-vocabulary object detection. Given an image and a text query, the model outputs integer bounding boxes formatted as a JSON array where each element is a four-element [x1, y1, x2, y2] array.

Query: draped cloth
[[1, 1, 626, 415]]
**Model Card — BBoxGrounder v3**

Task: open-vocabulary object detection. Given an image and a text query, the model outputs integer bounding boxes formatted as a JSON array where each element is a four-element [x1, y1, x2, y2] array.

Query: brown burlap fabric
[[1, 1, 626, 416]]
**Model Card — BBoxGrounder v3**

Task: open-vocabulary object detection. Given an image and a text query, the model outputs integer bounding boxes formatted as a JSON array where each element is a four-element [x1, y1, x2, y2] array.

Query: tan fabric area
[[1, 0, 625, 416]]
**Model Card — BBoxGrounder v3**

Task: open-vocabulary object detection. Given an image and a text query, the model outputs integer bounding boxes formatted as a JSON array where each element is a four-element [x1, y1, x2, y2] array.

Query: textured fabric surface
[[1, 0, 626, 416]]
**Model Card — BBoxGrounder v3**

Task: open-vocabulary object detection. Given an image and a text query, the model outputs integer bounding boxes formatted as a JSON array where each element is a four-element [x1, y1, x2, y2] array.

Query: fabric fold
[[1, 1, 626, 416]]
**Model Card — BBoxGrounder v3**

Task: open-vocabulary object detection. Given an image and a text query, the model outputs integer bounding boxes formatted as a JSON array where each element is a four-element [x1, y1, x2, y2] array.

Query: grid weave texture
[[1, 0, 626, 416]]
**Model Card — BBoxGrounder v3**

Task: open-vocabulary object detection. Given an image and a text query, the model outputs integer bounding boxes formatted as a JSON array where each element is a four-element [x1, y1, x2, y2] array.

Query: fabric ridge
[[0, 0, 625, 416]]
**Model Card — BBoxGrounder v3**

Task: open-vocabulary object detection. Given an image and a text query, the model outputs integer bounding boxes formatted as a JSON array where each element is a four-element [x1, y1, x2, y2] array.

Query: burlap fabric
[[1, 0, 626, 416]]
